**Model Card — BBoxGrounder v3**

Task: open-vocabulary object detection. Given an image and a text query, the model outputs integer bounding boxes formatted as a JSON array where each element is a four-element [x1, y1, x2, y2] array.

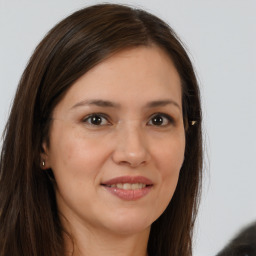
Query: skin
[[42, 45, 185, 256]]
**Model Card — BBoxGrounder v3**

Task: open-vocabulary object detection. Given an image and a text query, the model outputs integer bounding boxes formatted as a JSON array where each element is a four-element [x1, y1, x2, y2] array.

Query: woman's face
[[43, 46, 185, 236]]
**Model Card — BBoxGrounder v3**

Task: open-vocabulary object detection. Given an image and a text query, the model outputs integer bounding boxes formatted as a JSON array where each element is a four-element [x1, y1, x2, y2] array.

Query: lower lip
[[103, 186, 152, 200]]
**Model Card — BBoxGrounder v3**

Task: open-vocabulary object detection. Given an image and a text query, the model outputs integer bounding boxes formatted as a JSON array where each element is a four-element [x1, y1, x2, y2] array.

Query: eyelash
[[82, 113, 111, 126], [82, 112, 174, 127], [147, 113, 174, 126]]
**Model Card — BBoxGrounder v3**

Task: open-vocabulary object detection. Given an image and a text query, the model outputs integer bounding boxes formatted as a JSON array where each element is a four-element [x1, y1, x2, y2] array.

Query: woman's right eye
[[82, 114, 110, 126]]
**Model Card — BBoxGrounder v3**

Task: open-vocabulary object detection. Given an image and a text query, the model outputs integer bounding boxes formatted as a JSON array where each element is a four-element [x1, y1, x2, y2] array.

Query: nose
[[112, 124, 150, 168]]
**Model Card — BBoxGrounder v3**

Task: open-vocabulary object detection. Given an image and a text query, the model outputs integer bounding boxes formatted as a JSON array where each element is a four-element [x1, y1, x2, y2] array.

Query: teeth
[[117, 183, 123, 189], [131, 183, 138, 189], [123, 183, 131, 190], [109, 183, 146, 190]]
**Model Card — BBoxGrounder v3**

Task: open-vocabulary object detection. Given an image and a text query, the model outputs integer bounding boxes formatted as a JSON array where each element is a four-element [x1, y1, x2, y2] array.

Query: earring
[[42, 160, 45, 167], [191, 121, 197, 126]]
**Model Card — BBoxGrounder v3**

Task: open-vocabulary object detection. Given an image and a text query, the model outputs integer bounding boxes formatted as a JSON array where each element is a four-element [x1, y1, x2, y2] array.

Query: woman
[[0, 4, 202, 256]]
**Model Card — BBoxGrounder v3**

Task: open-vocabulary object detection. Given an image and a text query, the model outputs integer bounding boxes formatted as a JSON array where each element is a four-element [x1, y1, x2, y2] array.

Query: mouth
[[101, 176, 153, 200], [103, 183, 149, 190]]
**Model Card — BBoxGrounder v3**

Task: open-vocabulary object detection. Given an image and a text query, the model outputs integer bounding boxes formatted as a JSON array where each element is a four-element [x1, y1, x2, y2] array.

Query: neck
[[63, 221, 150, 256]]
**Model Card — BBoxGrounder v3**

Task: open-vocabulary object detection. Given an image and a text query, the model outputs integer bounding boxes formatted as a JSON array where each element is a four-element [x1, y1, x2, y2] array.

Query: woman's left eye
[[82, 114, 110, 126], [147, 113, 174, 126]]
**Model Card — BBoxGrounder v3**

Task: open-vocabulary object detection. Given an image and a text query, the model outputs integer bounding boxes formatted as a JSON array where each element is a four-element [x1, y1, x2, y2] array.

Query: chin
[[101, 209, 155, 236], [108, 222, 151, 236]]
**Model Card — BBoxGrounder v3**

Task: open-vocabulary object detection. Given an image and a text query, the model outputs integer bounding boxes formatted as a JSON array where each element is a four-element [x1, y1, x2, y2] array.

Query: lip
[[102, 176, 153, 186], [101, 176, 153, 201]]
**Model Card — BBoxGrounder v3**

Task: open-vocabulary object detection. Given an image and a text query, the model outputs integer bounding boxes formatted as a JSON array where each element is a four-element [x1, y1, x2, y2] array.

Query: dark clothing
[[216, 221, 256, 256]]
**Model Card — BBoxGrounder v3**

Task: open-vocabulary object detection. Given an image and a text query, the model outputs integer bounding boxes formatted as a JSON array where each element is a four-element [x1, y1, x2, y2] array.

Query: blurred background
[[0, 0, 255, 255]]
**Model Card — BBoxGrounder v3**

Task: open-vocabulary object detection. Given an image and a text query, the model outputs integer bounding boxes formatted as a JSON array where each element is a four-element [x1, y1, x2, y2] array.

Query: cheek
[[47, 126, 112, 219], [154, 133, 185, 207], [48, 125, 109, 187], [155, 131, 185, 176]]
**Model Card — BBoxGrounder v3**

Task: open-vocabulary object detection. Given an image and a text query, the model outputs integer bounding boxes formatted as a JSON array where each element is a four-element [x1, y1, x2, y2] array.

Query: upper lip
[[101, 176, 153, 186]]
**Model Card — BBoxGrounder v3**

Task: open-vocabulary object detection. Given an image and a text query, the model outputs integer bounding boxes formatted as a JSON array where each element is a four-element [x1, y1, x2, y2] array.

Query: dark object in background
[[216, 221, 256, 256]]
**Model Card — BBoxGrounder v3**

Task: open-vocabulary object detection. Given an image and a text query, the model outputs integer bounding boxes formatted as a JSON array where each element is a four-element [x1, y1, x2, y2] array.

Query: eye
[[147, 113, 174, 126], [82, 113, 110, 126]]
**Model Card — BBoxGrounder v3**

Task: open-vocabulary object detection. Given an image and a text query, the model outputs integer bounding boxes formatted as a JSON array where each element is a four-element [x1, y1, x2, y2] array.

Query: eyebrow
[[70, 99, 180, 110], [70, 99, 121, 109], [145, 100, 181, 109]]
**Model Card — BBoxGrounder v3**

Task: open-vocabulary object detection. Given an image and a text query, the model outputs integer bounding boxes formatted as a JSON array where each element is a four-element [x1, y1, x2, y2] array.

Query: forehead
[[54, 46, 182, 113]]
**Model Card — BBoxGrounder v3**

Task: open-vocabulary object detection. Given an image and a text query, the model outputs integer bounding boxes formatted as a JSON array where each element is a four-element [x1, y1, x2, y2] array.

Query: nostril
[[111, 131, 150, 166], [117, 159, 147, 168]]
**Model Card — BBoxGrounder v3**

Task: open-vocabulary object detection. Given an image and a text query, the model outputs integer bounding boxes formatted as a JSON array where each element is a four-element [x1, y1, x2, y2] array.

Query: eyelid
[[82, 113, 112, 126], [81, 112, 174, 127], [147, 112, 175, 126]]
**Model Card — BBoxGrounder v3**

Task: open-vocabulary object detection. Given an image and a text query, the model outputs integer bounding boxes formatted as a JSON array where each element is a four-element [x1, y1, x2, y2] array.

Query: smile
[[106, 183, 147, 190], [101, 176, 153, 200]]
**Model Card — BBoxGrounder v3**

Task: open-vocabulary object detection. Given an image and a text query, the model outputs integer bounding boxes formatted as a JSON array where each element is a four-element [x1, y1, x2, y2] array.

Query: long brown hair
[[0, 4, 202, 256]]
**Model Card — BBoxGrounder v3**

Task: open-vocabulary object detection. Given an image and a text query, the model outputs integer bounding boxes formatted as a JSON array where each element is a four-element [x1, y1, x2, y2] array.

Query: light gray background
[[0, 0, 255, 255]]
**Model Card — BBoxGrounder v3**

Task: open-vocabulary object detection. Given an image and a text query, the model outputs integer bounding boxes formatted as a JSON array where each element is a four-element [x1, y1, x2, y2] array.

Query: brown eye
[[147, 113, 173, 126], [152, 115, 164, 126], [83, 114, 110, 126]]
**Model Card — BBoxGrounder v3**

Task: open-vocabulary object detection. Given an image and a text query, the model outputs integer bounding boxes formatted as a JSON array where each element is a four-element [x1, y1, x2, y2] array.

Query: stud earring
[[42, 160, 45, 167], [191, 121, 197, 126]]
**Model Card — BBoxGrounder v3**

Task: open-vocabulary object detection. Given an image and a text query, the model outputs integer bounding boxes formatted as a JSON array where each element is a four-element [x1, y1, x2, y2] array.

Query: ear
[[40, 141, 51, 170]]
